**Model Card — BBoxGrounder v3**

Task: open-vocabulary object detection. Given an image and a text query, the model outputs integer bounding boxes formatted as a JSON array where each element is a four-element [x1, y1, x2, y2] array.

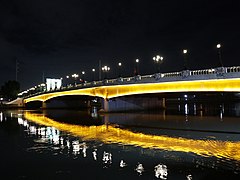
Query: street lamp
[[72, 73, 79, 86], [65, 75, 70, 87], [183, 49, 188, 70], [92, 68, 95, 81], [118, 62, 122, 77], [153, 55, 163, 73], [102, 66, 110, 79], [81, 71, 85, 83], [135, 59, 139, 75], [72, 74, 79, 78], [216, 43, 223, 67]]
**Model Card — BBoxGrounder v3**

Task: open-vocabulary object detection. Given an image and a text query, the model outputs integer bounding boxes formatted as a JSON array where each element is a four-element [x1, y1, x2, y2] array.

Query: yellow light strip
[[24, 78, 240, 103], [24, 111, 240, 161]]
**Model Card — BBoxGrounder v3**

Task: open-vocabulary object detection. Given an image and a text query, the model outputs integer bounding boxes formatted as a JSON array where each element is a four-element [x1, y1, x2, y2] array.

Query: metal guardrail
[[19, 66, 240, 99]]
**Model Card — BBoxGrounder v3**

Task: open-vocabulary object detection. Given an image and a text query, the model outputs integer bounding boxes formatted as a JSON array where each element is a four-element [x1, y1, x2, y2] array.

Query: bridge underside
[[25, 95, 95, 109]]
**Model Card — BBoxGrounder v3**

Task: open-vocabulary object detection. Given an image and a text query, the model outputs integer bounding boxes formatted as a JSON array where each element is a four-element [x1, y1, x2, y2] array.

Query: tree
[[1, 80, 20, 100]]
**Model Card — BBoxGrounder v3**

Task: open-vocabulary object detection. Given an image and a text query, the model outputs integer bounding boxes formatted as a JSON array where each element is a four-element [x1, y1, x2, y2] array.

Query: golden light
[[24, 111, 240, 161], [24, 78, 240, 103]]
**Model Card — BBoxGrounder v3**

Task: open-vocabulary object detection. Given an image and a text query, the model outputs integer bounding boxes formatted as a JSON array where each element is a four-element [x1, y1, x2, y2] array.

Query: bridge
[[20, 66, 240, 111]]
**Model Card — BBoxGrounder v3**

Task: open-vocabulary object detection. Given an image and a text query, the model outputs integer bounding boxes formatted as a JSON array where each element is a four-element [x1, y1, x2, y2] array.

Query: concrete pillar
[[42, 101, 47, 109]]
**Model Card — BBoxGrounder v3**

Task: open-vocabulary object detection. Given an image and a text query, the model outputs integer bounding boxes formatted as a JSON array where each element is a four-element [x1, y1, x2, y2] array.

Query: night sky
[[0, 0, 240, 89]]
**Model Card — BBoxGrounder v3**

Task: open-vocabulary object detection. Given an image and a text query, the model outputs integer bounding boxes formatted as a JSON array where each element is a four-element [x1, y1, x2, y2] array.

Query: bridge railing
[[19, 66, 240, 98]]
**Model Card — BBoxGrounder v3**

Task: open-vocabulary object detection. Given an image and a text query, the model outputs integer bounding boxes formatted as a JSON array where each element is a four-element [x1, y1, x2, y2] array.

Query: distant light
[[92, 68, 95, 72], [153, 55, 163, 63], [102, 65, 110, 71], [82, 71, 85, 75], [66, 76, 69, 78], [136, 59, 139, 63], [183, 49, 188, 54], [118, 62, 122, 66], [217, 44, 221, 49], [72, 74, 79, 78]]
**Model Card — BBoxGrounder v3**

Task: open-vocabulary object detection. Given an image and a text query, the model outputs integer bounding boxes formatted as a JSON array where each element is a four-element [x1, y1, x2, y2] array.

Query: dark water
[[1, 102, 240, 179]]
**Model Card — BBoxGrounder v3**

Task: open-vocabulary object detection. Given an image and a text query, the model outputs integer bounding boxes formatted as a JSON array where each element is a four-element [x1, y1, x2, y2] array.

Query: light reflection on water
[[1, 108, 240, 179], [22, 111, 240, 160]]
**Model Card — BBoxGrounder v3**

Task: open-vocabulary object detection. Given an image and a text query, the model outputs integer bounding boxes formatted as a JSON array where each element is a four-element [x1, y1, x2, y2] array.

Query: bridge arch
[[24, 78, 240, 105]]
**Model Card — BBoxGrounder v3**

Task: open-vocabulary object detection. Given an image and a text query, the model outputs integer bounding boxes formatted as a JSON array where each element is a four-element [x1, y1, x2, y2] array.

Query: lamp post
[[183, 49, 188, 70], [135, 59, 139, 75], [118, 62, 122, 77], [72, 73, 79, 86], [81, 71, 85, 83], [153, 55, 163, 73], [102, 66, 110, 79], [65, 75, 69, 87], [92, 68, 95, 81], [216, 43, 223, 67]]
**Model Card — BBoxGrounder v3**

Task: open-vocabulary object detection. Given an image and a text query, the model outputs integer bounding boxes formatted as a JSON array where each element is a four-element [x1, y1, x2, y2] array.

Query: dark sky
[[0, 0, 240, 89]]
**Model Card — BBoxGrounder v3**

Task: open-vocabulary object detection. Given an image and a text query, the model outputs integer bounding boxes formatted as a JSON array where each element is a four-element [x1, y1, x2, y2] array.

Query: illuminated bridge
[[21, 66, 240, 111]]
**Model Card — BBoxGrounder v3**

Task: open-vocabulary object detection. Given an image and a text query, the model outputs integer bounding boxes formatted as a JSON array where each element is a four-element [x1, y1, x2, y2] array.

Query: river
[[1, 101, 240, 179]]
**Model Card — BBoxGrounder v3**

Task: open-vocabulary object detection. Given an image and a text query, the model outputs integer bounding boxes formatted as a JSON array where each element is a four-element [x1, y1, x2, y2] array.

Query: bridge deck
[[22, 66, 240, 103]]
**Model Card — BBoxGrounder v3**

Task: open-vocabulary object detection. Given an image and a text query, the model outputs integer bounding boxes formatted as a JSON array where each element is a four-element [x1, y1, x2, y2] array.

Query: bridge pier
[[42, 101, 47, 109]]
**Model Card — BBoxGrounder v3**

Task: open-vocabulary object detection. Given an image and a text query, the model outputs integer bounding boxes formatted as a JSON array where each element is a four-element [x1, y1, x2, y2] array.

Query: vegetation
[[0, 80, 20, 101]]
